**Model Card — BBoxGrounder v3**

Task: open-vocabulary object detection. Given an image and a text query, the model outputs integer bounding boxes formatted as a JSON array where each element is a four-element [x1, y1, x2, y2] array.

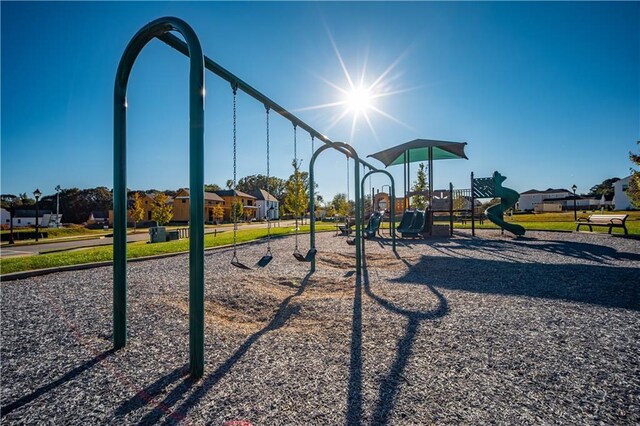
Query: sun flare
[[345, 86, 373, 114]]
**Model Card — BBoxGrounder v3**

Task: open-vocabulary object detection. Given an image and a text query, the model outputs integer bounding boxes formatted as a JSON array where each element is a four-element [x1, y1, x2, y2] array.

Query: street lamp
[[55, 185, 61, 227], [571, 184, 577, 221], [33, 188, 41, 242], [7, 195, 16, 245]]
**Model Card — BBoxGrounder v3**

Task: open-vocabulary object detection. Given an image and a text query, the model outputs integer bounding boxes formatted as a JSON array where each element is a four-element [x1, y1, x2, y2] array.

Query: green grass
[[0, 223, 336, 275], [445, 210, 640, 234]]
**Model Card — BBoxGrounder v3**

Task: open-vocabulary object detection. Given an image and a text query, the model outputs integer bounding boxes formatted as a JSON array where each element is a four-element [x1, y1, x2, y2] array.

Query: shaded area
[[1, 349, 115, 417], [346, 256, 449, 425], [391, 255, 639, 311], [113, 272, 314, 425]]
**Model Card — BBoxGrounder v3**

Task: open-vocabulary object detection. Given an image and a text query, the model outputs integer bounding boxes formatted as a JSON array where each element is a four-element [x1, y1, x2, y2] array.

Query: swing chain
[[232, 85, 238, 254], [265, 106, 271, 249], [293, 124, 299, 252]]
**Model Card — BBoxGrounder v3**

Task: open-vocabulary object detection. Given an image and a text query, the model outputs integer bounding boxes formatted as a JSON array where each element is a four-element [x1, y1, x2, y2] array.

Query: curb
[[0, 229, 331, 282]]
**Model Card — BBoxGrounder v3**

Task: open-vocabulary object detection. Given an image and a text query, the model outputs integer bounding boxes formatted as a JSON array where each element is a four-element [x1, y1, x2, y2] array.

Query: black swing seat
[[346, 238, 356, 246], [293, 248, 317, 262], [255, 253, 273, 268], [231, 258, 252, 270]]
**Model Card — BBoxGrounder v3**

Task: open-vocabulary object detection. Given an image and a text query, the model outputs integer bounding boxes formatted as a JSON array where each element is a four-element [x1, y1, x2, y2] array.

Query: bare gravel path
[[2, 230, 639, 425]]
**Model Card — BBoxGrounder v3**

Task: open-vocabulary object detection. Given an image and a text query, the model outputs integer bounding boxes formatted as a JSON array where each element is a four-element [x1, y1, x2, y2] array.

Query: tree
[[588, 177, 620, 197], [225, 179, 234, 190], [129, 192, 145, 231], [151, 193, 173, 225], [205, 183, 222, 192], [231, 199, 244, 223], [212, 204, 224, 223], [236, 174, 287, 202], [411, 163, 428, 209], [284, 160, 309, 219], [331, 193, 349, 217], [243, 206, 254, 222], [453, 195, 468, 212], [628, 141, 640, 208]]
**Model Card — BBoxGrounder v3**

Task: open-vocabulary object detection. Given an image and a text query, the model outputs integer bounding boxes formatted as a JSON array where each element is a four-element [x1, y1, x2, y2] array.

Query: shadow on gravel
[[394, 255, 640, 311], [430, 236, 640, 265], [113, 271, 314, 425], [346, 258, 449, 426], [1, 348, 116, 417]]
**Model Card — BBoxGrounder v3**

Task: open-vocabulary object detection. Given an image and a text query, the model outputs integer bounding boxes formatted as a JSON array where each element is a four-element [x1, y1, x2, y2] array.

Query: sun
[[293, 29, 416, 143], [345, 86, 373, 115]]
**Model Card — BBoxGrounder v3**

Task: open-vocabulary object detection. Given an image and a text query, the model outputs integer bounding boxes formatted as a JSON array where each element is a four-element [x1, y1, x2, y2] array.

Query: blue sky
[[2, 1, 638, 201]]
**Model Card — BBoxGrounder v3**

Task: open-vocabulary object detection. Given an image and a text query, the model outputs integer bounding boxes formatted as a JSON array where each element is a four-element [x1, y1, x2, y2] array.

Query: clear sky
[[2, 1, 638, 201]]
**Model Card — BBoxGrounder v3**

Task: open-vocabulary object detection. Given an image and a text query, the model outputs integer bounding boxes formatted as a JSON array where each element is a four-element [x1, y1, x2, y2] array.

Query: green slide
[[485, 171, 525, 236]]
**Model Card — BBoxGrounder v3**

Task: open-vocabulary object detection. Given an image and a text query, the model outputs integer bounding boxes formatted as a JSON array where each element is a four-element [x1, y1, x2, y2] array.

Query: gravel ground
[[1, 230, 639, 425]]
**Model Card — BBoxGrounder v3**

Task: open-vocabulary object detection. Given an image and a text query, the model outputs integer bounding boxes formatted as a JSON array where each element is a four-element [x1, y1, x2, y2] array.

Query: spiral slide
[[485, 171, 525, 237]]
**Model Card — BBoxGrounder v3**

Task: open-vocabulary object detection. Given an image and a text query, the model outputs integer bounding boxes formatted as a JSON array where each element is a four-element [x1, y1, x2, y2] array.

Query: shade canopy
[[368, 139, 468, 167]]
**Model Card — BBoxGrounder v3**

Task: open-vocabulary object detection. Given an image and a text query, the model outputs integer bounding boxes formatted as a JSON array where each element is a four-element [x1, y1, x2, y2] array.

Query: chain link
[[293, 124, 299, 251], [232, 85, 238, 253], [266, 106, 271, 250]]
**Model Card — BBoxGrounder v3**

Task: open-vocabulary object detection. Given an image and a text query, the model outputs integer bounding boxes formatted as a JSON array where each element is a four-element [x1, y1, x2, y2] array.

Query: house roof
[[173, 189, 223, 202], [249, 189, 278, 202], [521, 188, 572, 195], [215, 190, 256, 199], [14, 209, 53, 218], [90, 210, 109, 219]]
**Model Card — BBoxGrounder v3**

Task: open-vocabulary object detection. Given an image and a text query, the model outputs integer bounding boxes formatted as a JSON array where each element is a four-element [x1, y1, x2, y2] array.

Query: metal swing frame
[[114, 16, 384, 379]]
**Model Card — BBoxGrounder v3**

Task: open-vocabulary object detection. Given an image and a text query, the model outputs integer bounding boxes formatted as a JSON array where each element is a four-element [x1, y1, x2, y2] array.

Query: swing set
[[113, 16, 394, 379]]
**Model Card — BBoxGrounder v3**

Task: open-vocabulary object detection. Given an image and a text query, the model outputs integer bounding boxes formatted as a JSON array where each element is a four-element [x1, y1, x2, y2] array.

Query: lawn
[[0, 223, 336, 275]]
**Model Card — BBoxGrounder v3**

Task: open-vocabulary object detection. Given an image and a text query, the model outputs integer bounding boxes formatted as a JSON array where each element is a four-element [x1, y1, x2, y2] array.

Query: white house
[[250, 189, 279, 220], [1, 208, 10, 226], [614, 175, 634, 210], [518, 188, 573, 211], [8, 209, 59, 227]]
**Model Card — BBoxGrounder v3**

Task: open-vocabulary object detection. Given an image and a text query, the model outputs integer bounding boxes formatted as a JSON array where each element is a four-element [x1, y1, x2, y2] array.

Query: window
[[18, 219, 21, 224], [182, 199, 186, 204]]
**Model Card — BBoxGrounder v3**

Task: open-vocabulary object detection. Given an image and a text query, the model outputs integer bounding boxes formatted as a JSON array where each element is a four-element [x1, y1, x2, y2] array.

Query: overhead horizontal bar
[[156, 32, 379, 171]]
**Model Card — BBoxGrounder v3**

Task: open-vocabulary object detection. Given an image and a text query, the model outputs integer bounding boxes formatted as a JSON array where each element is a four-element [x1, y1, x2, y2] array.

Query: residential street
[[0, 220, 301, 258]]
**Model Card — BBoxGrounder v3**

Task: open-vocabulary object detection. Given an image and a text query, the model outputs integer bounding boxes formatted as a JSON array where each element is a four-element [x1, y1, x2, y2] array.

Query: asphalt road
[[0, 221, 301, 258]]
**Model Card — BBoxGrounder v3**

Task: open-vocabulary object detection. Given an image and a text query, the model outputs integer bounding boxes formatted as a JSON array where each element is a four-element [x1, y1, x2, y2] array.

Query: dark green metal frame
[[360, 170, 396, 254], [114, 16, 385, 379], [309, 142, 362, 275]]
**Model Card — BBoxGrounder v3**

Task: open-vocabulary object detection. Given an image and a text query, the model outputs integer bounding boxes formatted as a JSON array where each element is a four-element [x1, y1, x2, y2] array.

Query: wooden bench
[[576, 214, 629, 235]]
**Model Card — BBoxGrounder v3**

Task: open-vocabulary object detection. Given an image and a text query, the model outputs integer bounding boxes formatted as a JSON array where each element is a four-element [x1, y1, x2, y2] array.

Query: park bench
[[576, 214, 629, 235]]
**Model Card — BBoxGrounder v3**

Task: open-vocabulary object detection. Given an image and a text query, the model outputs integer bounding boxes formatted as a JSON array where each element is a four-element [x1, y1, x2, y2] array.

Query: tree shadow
[[1, 348, 116, 417], [392, 255, 639, 311], [429, 234, 640, 265], [113, 271, 314, 425], [346, 257, 449, 426]]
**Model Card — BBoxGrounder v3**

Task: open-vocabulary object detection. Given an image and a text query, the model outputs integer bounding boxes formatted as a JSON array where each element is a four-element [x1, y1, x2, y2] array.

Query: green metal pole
[[360, 170, 396, 253], [310, 142, 362, 275], [114, 17, 206, 379]]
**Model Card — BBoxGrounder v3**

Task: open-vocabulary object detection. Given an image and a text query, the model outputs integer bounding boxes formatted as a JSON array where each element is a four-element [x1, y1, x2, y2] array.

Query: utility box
[[149, 226, 166, 243], [167, 230, 180, 241]]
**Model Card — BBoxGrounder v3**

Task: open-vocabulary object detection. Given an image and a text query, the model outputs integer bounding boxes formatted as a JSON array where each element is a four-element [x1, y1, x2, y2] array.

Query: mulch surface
[[2, 230, 639, 425]]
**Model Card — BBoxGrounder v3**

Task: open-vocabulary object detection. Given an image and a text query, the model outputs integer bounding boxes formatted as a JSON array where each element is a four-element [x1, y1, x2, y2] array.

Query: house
[[373, 192, 406, 216], [215, 190, 258, 222], [10, 209, 57, 227], [249, 189, 279, 220], [173, 188, 225, 223], [518, 188, 573, 211], [540, 195, 600, 211], [614, 175, 634, 210], [1, 208, 10, 227], [108, 191, 171, 226], [87, 210, 110, 225]]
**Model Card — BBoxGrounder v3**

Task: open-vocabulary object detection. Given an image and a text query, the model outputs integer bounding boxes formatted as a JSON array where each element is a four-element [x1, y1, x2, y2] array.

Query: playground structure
[[470, 171, 525, 237], [112, 16, 393, 379]]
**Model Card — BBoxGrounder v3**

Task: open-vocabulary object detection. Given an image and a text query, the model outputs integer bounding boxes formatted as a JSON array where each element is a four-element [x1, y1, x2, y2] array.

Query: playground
[[2, 230, 639, 424]]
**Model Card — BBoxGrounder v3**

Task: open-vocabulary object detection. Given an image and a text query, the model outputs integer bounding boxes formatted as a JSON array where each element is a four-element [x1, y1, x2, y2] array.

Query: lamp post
[[7, 195, 16, 245], [33, 189, 41, 242], [571, 184, 577, 221], [55, 185, 61, 227]]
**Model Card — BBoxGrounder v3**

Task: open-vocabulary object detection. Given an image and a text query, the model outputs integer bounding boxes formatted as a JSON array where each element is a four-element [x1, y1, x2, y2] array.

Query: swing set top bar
[[157, 33, 379, 172]]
